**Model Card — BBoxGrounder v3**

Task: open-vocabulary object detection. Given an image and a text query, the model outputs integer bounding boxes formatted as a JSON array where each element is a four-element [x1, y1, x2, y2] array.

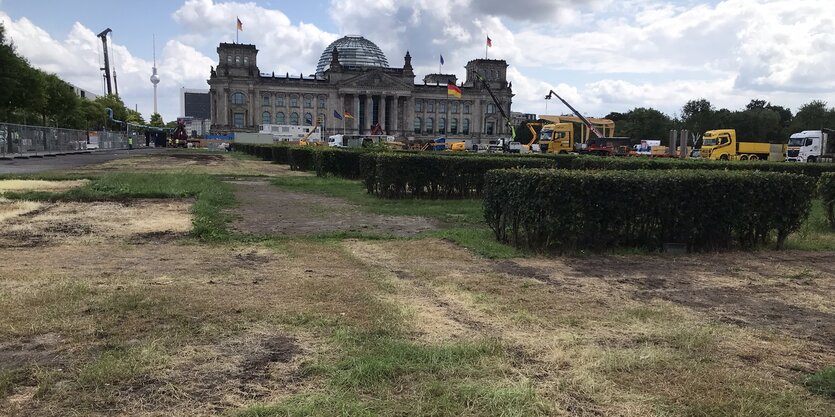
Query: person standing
[[128, 136, 133, 150]]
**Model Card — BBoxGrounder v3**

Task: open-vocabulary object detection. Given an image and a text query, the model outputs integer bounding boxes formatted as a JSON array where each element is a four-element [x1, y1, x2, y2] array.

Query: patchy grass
[[76, 344, 167, 391], [3, 172, 234, 241], [270, 175, 520, 257], [805, 366, 835, 398], [786, 200, 835, 250]]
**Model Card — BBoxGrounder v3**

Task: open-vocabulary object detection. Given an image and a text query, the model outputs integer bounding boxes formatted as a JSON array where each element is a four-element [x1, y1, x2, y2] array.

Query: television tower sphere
[[150, 68, 160, 85]]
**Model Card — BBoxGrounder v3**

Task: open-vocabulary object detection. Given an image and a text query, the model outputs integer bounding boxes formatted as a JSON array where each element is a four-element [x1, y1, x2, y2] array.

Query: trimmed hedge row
[[484, 169, 815, 252], [570, 156, 835, 178], [362, 152, 557, 198], [819, 173, 835, 228], [235, 144, 366, 178]]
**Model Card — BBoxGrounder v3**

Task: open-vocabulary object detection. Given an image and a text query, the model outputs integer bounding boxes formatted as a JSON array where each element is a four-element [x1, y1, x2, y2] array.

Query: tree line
[[0, 23, 169, 131]]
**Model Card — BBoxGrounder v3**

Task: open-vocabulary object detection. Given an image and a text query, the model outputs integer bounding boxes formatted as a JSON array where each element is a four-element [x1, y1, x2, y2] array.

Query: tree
[[125, 109, 145, 125], [94, 95, 129, 130], [149, 113, 164, 127], [681, 99, 716, 135], [42, 73, 81, 127], [790, 100, 834, 132], [607, 107, 673, 143]]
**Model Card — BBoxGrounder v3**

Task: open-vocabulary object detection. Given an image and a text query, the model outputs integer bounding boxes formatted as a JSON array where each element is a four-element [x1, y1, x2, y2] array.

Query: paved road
[[0, 148, 165, 174]]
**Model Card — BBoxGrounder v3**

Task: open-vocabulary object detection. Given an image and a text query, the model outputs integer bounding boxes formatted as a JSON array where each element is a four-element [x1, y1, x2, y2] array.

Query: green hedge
[[314, 148, 367, 179], [287, 147, 316, 171], [569, 156, 835, 177], [819, 173, 835, 228], [484, 169, 815, 252], [364, 153, 558, 198]]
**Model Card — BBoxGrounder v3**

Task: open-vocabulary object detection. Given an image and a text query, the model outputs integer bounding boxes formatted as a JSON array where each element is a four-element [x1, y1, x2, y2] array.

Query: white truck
[[786, 129, 834, 163]]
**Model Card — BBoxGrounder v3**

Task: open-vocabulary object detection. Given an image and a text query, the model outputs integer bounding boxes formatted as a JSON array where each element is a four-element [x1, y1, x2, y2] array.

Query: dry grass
[[0, 179, 89, 192], [73, 152, 310, 177], [0, 199, 42, 223]]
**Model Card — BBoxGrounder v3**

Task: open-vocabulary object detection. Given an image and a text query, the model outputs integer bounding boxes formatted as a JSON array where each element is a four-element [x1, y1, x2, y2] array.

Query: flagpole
[[236, 17, 239, 43], [485, 36, 488, 59]]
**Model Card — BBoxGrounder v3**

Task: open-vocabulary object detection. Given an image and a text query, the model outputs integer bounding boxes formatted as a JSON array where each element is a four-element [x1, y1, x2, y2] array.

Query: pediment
[[339, 70, 411, 91]]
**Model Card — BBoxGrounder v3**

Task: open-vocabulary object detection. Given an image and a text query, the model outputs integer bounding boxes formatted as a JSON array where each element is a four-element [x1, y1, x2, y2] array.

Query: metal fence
[[0, 123, 129, 156]]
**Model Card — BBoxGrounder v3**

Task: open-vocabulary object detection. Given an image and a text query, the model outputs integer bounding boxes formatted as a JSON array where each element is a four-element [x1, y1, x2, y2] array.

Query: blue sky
[[2, 0, 834, 124]]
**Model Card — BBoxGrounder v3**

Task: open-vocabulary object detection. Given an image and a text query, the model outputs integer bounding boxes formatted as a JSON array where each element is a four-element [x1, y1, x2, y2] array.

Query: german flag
[[447, 82, 462, 99]]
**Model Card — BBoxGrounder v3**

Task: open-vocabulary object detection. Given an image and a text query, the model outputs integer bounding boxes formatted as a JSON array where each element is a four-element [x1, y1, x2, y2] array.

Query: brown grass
[[72, 152, 310, 177], [0, 179, 89, 192]]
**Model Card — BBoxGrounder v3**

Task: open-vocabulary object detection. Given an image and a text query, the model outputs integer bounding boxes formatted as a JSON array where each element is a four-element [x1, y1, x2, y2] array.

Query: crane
[[474, 71, 516, 151], [97, 28, 117, 97]]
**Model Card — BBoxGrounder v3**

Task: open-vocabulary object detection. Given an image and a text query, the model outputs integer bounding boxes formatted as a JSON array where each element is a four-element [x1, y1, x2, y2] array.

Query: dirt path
[[227, 179, 439, 237]]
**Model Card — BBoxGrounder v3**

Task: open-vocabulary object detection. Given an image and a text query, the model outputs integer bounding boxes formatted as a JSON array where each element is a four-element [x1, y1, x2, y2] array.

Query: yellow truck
[[697, 129, 785, 161], [539, 122, 575, 154]]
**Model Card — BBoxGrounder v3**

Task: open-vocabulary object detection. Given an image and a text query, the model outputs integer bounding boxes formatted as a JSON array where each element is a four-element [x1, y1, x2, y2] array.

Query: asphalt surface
[[0, 148, 165, 175]]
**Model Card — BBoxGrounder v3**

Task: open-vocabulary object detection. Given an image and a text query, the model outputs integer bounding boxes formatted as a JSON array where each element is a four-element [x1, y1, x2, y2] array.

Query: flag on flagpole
[[447, 82, 462, 99], [440, 54, 444, 65], [344, 111, 354, 119], [333, 110, 343, 120], [486, 36, 492, 47], [237, 18, 243, 31]]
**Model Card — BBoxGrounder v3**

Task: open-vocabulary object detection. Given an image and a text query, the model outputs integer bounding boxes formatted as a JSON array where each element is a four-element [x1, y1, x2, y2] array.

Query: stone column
[[380, 95, 387, 134], [392, 95, 399, 136], [353, 95, 360, 135], [364, 95, 372, 133]]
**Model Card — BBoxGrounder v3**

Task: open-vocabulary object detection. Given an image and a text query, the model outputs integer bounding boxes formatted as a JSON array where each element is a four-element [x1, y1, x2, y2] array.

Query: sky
[[1, 0, 834, 124]]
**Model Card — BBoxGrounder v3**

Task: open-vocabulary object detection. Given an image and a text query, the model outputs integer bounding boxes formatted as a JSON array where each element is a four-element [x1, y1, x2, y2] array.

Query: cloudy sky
[[2, 0, 833, 123]]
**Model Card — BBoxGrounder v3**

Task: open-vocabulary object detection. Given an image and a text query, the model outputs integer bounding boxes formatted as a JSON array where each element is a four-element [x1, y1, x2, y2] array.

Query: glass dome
[[316, 35, 389, 76]]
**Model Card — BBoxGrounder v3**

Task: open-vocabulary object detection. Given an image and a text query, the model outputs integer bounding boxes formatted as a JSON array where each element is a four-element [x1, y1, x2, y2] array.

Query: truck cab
[[786, 130, 833, 163], [541, 123, 575, 154]]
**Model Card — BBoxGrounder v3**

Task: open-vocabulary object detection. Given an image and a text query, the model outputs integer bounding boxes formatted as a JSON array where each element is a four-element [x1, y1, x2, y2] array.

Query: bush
[[288, 147, 316, 171], [569, 156, 835, 177], [365, 153, 558, 198], [819, 173, 835, 228], [272, 145, 291, 165], [314, 148, 367, 179], [484, 169, 815, 252]]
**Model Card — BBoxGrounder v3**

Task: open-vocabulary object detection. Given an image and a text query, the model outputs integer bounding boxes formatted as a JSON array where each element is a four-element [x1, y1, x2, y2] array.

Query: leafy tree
[[681, 98, 716, 135], [608, 107, 673, 143], [125, 109, 145, 125], [790, 100, 834, 132], [94, 95, 129, 130], [149, 113, 164, 127]]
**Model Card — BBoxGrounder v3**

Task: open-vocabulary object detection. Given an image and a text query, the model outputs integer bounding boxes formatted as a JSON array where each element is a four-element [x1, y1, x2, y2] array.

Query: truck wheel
[[749, 155, 759, 161], [719, 154, 729, 161], [808, 156, 817, 163], [740, 155, 748, 161]]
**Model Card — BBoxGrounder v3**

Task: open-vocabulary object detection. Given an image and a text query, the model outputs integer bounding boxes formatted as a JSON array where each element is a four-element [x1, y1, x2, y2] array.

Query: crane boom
[[97, 28, 113, 96], [474, 71, 516, 140], [546, 90, 603, 139]]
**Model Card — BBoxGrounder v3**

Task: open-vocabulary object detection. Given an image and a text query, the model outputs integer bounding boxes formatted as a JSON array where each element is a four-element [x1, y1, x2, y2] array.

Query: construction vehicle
[[519, 122, 543, 153], [423, 137, 466, 152], [299, 116, 323, 145], [542, 90, 629, 156], [786, 129, 834, 163], [540, 122, 574, 154], [474, 71, 519, 153], [696, 129, 785, 161]]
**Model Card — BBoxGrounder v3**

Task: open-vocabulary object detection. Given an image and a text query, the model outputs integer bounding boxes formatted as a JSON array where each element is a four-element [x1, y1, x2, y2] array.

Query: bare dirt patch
[[0, 333, 67, 370], [0, 179, 89, 193], [76, 151, 309, 177], [0, 199, 192, 247], [228, 179, 438, 237]]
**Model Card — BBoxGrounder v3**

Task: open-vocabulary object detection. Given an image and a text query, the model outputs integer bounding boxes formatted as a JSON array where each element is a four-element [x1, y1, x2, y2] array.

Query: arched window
[[290, 95, 299, 107], [427, 100, 435, 112], [276, 95, 285, 107], [262, 111, 271, 125], [439, 101, 446, 113], [450, 118, 458, 134], [243, 56, 249, 65], [462, 118, 470, 134], [414, 117, 422, 134], [226, 55, 232, 64], [463, 103, 470, 114], [235, 56, 241, 65], [304, 95, 313, 108], [231, 92, 246, 105], [438, 118, 446, 134], [425, 117, 434, 134], [290, 112, 299, 125], [451, 102, 459, 113], [276, 112, 285, 124], [415, 100, 423, 112], [262, 95, 270, 106], [318, 96, 326, 108], [304, 112, 313, 125]]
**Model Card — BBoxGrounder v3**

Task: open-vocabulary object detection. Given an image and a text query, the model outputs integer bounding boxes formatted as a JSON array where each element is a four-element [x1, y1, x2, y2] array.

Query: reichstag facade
[[208, 36, 514, 142]]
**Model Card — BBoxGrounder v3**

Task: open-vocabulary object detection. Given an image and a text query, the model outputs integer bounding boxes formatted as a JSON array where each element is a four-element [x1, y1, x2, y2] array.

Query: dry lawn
[[0, 179, 89, 192], [73, 152, 310, 177], [1, 155, 833, 416]]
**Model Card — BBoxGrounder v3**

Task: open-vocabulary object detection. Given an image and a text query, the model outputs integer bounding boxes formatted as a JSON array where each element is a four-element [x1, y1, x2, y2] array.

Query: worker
[[128, 136, 133, 150]]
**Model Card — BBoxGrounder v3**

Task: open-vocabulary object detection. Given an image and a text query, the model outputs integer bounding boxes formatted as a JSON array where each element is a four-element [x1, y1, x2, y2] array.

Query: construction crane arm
[[300, 116, 320, 143], [546, 90, 603, 139], [474, 72, 516, 140]]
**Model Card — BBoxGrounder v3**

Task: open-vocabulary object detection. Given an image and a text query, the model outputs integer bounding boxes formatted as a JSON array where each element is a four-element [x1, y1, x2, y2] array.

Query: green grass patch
[[3, 172, 235, 241], [427, 226, 523, 259], [76, 344, 167, 391], [0, 368, 28, 398], [805, 366, 835, 398], [785, 200, 835, 250]]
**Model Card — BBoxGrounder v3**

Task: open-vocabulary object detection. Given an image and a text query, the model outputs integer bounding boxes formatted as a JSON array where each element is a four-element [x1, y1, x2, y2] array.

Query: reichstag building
[[208, 35, 514, 142]]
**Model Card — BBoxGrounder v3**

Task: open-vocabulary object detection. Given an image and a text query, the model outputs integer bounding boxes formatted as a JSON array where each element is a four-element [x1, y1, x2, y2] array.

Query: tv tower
[[150, 35, 160, 115]]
